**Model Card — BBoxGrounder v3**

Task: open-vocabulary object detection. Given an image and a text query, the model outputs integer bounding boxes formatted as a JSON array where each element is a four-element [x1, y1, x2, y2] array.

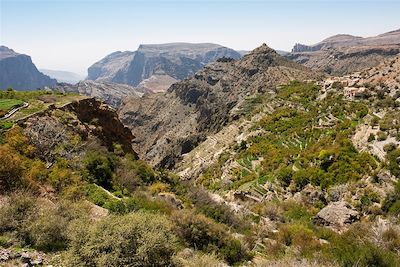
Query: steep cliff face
[[86, 51, 136, 83], [87, 43, 241, 92], [18, 98, 137, 163], [119, 44, 320, 168], [287, 29, 400, 75], [0, 46, 57, 90]]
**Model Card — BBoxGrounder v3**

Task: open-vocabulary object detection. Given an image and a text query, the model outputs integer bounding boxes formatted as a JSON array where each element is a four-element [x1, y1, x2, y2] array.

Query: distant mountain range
[[87, 43, 242, 92], [0, 46, 57, 90], [286, 29, 400, 75], [3, 30, 399, 94], [40, 69, 85, 84]]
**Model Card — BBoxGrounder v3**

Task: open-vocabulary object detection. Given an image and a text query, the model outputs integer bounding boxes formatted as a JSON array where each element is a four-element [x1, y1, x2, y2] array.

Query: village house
[[344, 87, 367, 99]]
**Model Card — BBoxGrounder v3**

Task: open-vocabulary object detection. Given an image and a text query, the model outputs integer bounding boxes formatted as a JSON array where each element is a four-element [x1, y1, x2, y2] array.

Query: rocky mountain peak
[[248, 43, 276, 55], [238, 43, 297, 71]]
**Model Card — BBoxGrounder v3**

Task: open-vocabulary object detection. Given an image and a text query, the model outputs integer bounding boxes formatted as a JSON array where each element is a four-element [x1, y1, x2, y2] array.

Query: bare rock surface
[[314, 201, 360, 231], [87, 43, 241, 91]]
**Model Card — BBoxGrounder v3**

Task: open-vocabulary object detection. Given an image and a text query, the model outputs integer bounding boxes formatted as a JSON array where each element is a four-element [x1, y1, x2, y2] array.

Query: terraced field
[[0, 90, 87, 121]]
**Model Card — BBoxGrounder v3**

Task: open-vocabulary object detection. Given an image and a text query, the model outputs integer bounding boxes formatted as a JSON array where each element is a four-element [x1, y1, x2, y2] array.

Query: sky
[[1, 0, 399, 75]]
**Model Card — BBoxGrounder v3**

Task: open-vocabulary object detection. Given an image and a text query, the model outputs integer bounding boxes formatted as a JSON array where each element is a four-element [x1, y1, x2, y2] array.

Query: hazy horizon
[[1, 0, 399, 75]]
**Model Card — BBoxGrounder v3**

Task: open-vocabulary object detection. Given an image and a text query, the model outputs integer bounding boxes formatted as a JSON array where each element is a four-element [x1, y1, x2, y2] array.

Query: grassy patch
[[0, 89, 85, 121], [0, 99, 23, 112]]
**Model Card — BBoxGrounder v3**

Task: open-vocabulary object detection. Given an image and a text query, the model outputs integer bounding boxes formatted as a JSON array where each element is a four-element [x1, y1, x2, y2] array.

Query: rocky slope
[[286, 29, 400, 75], [119, 44, 320, 168], [18, 97, 137, 163], [55, 80, 150, 108], [87, 43, 241, 92], [0, 46, 57, 90]]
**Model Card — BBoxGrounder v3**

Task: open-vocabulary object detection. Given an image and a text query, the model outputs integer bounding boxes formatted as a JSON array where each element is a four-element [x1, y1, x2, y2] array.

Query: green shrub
[[172, 210, 250, 265], [387, 148, 400, 178], [283, 202, 313, 223], [189, 187, 250, 232], [0, 194, 90, 251], [0, 144, 24, 191], [103, 199, 127, 214], [25, 208, 69, 251], [173, 251, 225, 267], [377, 131, 388, 141], [382, 227, 400, 253], [84, 151, 115, 188], [124, 194, 173, 214], [115, 156, 156, 191], [368, 133, 375, 142], [276, 223, 320, 256], [276, 167, 293, 187], [85, 183, 114, 207], [65, 212, 178, 267], [328, 237, 400, 267], [383, 143, 397, 152], [0, 192, 38, 232]]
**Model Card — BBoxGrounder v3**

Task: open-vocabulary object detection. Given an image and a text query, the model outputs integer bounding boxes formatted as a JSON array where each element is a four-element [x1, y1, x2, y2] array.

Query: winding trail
[[0, 102, 29, 120]]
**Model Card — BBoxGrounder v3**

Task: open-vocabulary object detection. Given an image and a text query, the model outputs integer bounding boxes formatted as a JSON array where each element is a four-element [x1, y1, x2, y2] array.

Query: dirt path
[[0, 102, 29, 120]]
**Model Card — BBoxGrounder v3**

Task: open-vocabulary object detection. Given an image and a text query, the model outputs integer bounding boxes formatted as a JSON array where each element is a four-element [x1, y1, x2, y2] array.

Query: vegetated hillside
[[119, 44, 321, 168], [1, 54, 400, 266], [0, 91, 254, 266], [87, 43, 241, 92], [176, 64, 400, 265], [286, 29, 400, 75], [0, 46, 57, 90], [55, 80, 151, 108]]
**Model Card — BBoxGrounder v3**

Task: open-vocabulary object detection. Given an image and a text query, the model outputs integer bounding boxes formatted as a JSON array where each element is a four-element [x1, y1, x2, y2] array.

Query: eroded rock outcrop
[[19, 98, 137, 163]]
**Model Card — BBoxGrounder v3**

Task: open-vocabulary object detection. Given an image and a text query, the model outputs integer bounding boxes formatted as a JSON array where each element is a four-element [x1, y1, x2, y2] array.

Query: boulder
[[314, 201, 359, 231]]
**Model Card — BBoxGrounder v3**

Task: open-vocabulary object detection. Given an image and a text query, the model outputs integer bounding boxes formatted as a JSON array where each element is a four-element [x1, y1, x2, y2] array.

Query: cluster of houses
[[318, 73, 368, 100]]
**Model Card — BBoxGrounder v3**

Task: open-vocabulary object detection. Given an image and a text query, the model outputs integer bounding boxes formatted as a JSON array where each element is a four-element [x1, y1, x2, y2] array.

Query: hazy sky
[[1, 0, 399, 75]]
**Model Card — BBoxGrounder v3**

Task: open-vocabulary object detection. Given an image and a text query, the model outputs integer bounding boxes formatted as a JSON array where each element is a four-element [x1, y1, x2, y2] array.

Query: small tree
[[368, 133, 376, 142]]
